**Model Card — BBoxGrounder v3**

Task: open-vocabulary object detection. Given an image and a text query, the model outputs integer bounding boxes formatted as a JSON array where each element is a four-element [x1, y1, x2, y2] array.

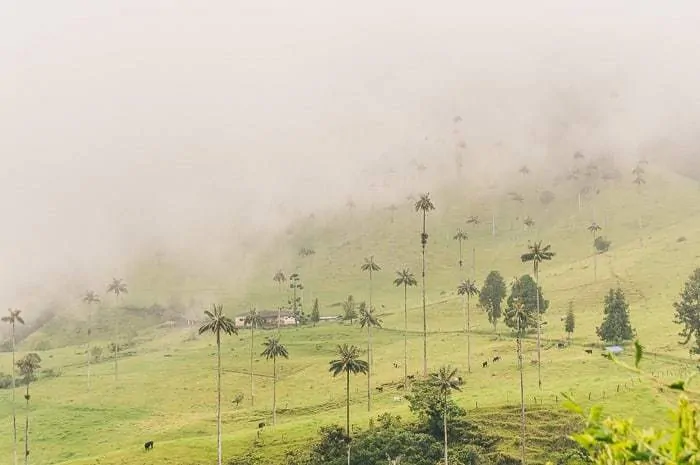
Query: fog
[[2, 1, 700, 310]]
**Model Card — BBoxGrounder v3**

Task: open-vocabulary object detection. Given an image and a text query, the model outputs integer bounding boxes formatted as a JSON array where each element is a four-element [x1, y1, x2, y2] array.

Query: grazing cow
[[457, 376, 464, 385], [396, 384, 404, 390], [258, 422, 266, 429], [557, 342, 566, 349], [376, 386, 384, 392], [482, 361, 488, 368], [407, 374, 415, 380], [492, 356, 501, 362], [144, 441, 154, 451], [584, 349, 593, 354]]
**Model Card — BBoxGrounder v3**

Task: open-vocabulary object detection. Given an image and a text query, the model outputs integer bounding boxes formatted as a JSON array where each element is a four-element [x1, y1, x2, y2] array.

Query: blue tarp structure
[[605, 345, 624, 354]]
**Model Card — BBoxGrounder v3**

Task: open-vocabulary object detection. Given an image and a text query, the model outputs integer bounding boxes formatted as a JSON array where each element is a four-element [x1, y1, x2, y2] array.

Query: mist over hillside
[[2, 1, 700, 317]]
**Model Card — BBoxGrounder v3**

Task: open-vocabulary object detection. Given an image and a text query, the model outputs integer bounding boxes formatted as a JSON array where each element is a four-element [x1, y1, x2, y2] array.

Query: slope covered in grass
[[1, 162, 699, 465]]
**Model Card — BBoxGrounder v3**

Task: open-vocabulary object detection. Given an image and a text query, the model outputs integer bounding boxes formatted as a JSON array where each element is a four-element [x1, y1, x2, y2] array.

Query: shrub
[[594, 236, 611, 253], [0, 373, 13, 389], [41, 368, 62, 379]]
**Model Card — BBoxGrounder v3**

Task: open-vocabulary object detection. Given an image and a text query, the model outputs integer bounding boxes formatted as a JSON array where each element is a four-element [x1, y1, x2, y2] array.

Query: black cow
[[492, 356, 501, 362], [407, 375, 415, 381], [258, 422, 266, 429], [457, 376, 464, 385], [584, 349, 593, 354], [376, 386, 384, 392], [144, 441, 154, 451], [482, 361, 488, 368], [557, 342, 566, 349]]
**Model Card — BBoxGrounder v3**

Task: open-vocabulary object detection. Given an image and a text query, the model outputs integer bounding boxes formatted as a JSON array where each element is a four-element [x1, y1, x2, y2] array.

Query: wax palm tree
[[587, 222, 602, 281], [415, 193, 436, 376], [430, 365, 461, 465], [261, 336, 289, 426], [507, 298, 529, 465], [360, 256, 381, 346], [453, 229, 468, 269], [359, 303, 382, 411], [244, 307, 265, 407], [520, 241, 555, 389], [16, 352, 40, 465], [394, 268, 417, 387], [2, 308, 24, 465], [106, 278, 127, 382], [519, 165, 530, 177], [329, 344, 369, 465], [199, 304, 237, 465], [82, 291, 100, 391], [457, 280, 479, 373]]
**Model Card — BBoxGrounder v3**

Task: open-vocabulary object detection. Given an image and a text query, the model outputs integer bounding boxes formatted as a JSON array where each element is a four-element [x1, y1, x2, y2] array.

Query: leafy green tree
[[329, 344, 369, 465], [16, 352, 40, 465], [479, 271, 507, 334], [405, 377, 466, 440], [310, 298, 321, 327], [521, 241, 555, 390], [341, 295, 358, 325], [245, 307, 265, 407], [565, 303, 575, 342], [452, 229, 468, 270], [593, 236, 611, 254], [82, 291, 100, 391], [106, 277, 128, 382], [261, 336, 289, 425], [457, 280, 479, 373], [674, 268, 700, 354], [289, 273, 304, 324], [505, 275, 548, 331], [415, 193, 436, 376], [198, 304, 237, 465], [273, 269, 287, 293], [596, 288, 635, 344], [2, 308, 24, 465], [394, 268, 418, 388], [430, 366, 461, 465], [359, 302, 382, 411]]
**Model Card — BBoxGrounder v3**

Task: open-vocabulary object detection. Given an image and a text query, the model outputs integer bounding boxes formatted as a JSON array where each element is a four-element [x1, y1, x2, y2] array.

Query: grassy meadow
[[2, 162, 700, 464]]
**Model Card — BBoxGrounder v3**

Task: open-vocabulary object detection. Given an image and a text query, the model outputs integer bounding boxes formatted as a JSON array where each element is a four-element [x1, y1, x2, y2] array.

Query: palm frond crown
[[359, 303, 383, 329], [106, 278, 128, 297], [361, 256, 381, 273], [261, 336, 289, 360], [453, 229, 468, 241], [329, 344, 369, 377], [430, 365, 461, 394], [457, 280, 479, 297], [394, 269, 418, 288], [244, 307, 265, 328], [414, 193, 435, 213], [198, 304, 238, 337], [2, 308, 24, 325]]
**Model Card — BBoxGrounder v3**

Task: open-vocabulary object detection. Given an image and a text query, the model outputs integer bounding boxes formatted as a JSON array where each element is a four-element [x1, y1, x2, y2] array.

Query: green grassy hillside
[[2, 162, 699, 465]]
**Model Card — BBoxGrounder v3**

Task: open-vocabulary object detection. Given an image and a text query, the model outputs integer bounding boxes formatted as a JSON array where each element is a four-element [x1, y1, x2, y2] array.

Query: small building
[[235, 310, 296, 328]]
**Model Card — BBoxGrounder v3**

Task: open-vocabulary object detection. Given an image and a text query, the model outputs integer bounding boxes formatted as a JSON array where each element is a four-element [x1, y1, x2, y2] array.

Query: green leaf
[[634, 340, 644, 368], [669, 380, 685, 391], [588, 405, 603, 425], [560, 392, 583, 415]]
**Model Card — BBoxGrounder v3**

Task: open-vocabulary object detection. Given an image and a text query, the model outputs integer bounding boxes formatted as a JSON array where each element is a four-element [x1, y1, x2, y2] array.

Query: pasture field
[[2, 164, 700, 464]]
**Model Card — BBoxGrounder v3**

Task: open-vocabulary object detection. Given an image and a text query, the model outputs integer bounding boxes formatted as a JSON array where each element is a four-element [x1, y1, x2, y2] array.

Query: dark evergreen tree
[[504, 275, 548, 331], [596, 288, 635, 343], [673, 268, 700, 354], [565, 302, 575, 341], [310, 298, 321, 327], [479, 271, 507, 333]]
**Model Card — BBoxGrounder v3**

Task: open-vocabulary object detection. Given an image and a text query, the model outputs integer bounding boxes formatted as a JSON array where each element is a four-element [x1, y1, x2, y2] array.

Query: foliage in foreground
[[564, 340, 700, 465]]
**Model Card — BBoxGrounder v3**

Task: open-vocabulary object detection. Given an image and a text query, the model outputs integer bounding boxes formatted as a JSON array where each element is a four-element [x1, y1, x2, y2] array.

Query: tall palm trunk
[[11, 322, 18, 465], [272, 355, 277, 425], [114, 295, 119, 383], [216, 332, 223, 465], [24, 382, 29, 465], [518, 322, 526, 465], [458, 239, 463, 270], [250, 324, 255, 407], [467, 295, 472, 374], [421, 212, 428, 377], [534, 266, 542, 389], [403, 284, 408, 388], [87, 306, 92, 391], [367, 323, 372, 411], [443, 393, 449, 465], [592, 232, 598, 282]]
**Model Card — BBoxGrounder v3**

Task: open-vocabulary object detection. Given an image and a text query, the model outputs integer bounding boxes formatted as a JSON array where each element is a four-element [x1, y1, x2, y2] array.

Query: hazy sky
[[2, 1, 700, 306]]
